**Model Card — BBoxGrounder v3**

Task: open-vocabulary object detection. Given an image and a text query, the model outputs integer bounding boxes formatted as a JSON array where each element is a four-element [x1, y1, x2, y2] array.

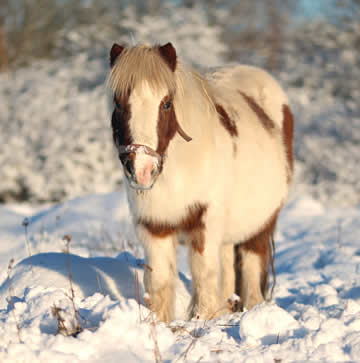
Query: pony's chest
[[127, 183, 190, 224]]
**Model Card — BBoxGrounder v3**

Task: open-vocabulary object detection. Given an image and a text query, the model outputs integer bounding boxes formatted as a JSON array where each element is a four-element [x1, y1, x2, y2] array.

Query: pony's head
[[107, 43, 191, 190]]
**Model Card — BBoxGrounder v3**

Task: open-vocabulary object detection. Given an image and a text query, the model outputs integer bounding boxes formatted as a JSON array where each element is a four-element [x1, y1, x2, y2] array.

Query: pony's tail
[[266, 232, 276, 301]]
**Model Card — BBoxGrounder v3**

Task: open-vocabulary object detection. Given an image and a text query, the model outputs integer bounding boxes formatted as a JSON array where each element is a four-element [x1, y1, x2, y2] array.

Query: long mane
[[107, 45, 216, 115]]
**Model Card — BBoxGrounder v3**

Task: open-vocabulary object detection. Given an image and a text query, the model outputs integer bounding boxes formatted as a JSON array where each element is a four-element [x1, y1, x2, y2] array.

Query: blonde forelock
[[107, 45, 178, 98]]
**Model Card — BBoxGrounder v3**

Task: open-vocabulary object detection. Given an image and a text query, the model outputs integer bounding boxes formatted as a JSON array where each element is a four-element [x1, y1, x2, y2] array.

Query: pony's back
[[210, 65, 289, 130]]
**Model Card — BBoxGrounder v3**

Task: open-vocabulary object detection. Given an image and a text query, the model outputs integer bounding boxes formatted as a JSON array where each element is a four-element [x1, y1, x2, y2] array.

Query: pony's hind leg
[[138, 226, 177, 323], [235, 214, 277, 310], [235, 247, 267, 309]]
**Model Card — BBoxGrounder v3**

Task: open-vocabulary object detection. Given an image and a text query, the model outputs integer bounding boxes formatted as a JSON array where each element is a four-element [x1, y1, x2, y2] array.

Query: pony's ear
[[158, 42, 177, 72], [110, 43, 125, 67]]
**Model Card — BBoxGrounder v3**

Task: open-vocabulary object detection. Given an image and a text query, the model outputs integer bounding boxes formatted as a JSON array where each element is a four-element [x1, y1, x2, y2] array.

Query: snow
[[1, 5, 360, 361], [1, 190, 360, 362]]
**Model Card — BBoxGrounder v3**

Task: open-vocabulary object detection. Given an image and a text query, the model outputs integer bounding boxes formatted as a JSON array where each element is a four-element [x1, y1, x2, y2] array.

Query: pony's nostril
[[124, 159, 134, 177], [151, 168, 158, 178]]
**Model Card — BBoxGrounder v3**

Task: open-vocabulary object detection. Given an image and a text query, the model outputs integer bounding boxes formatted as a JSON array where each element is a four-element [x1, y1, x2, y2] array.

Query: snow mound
[[1, 250, 192, 322], [0, 252, 144, 305], [0, 286, 175, 362], [239, 303, 300, 345]]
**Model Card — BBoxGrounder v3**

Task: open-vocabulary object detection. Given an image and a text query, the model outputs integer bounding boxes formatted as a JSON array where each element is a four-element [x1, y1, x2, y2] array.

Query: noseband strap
[[118, 144, 163, 163], [118, 124, 192, 165]]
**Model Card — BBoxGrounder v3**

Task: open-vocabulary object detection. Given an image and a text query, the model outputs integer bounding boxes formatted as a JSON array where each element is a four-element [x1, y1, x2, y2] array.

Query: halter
[[118, 144, 163, 166], [117, 125, 192, 165], [176, 123, 192, 142]]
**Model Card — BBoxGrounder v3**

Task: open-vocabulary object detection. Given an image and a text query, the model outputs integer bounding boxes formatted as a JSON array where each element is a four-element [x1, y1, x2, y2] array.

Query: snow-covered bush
[[236, 19, 360, 206], [0, 55, 119, 202], [278, 21, 360, 207], [1, 9, 359, 206], [56, 4, 227, 69], [119, 5, 227, 69]]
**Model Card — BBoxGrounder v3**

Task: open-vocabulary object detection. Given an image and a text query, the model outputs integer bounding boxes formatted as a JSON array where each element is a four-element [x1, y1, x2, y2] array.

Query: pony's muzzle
[[119, 145, 161, 190]]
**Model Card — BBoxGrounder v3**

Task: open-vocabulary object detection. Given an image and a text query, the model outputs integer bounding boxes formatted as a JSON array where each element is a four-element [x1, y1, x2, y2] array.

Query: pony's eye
[[162, 101, 172, 110]]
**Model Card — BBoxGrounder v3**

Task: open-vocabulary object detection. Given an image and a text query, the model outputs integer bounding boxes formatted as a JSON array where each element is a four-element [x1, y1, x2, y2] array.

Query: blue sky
[[298, 0, 333, 17], [295, 0, 352, 21]]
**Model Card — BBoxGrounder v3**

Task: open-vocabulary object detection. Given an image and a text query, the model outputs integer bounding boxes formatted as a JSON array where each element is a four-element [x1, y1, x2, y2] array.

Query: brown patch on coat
[[181, 204, 207, 254], [158, 42, 177, 72], [282, 104, 294, 183], [215, 104, 238, 156], [189, 228, 205, 254], [234, 208, 279, 305], [239, 91, 275, 131], [138, 203, 208, 254], [111, 94, 132, 153], [156, 95, 192, 169], [139, 220, 176, 239], [215, 104, 238, 138], [156, 95, 178, 165]]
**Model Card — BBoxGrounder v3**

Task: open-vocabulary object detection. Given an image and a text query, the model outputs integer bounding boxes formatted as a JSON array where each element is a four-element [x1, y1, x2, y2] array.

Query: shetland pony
[[107, 43, 294, 323]]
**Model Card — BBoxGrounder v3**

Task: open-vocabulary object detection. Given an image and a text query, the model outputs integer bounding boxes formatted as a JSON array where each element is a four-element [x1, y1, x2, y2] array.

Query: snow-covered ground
[[1, 189, 360, 362], [1, 6, 359, 361]]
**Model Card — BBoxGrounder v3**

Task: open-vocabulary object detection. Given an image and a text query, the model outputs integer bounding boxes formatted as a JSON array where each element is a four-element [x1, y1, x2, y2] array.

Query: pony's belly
[[223, 155, 288, 243], [223, 200, 282, 244]]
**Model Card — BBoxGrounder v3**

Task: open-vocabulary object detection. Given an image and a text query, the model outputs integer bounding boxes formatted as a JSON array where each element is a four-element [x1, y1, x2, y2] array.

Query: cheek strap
[[176, 122, 192, 142]]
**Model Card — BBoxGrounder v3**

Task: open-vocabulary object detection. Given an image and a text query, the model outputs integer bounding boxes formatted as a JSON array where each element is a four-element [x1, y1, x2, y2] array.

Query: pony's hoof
[[188, 303, 224, 321], [227, 296, 243, 312]]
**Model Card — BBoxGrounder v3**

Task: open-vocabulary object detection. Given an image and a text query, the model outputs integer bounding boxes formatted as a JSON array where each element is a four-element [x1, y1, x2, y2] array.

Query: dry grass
[[51, 304, 73, 337], [7, 258, 22, 343], [149, 316, 163, 363], [135, 267, 163, 362], [22, 217, 34, 276], [51, 235, 84, 337]]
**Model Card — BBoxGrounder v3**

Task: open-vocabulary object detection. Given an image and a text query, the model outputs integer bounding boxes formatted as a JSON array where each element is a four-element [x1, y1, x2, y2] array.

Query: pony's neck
[[174, 66, 216, 140], [155, 66, 218, 185]]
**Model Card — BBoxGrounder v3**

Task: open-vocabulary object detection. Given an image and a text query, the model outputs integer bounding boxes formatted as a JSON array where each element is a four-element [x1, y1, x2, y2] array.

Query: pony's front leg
[[188, 227, 223, 320], [221, 244, 236, 305], [138, 226, 177, 323]]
